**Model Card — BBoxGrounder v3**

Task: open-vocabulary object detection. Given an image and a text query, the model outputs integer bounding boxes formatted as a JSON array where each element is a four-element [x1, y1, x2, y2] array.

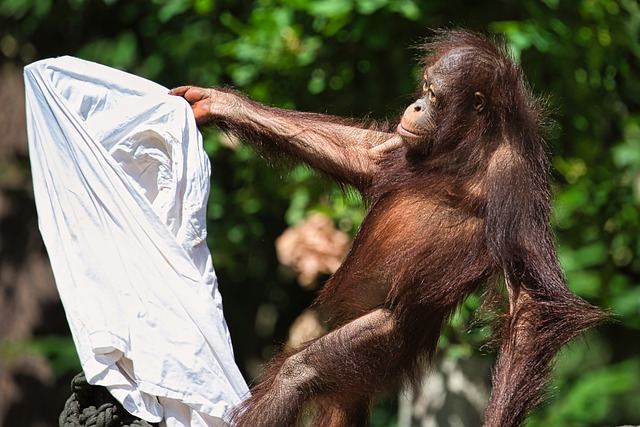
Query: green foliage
[[525, 334, 640, 426], [2, 0, 640, 424], [1, 336, 81, 377]]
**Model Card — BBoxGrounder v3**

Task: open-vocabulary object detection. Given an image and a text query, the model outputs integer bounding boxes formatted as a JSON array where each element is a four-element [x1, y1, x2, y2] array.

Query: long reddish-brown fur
[[173, 29, 607, 427]]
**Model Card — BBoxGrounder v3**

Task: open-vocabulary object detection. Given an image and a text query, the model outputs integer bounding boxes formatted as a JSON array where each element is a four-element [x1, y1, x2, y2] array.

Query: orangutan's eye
[[427, 84, 436, 103]]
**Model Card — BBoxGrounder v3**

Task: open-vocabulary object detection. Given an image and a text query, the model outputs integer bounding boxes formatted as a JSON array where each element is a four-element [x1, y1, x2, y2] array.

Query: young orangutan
[[171, 29, 606, 427]]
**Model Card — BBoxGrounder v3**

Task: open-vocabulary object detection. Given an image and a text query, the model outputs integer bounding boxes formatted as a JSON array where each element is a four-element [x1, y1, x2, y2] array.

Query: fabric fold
[[25, 56, 249, 426]]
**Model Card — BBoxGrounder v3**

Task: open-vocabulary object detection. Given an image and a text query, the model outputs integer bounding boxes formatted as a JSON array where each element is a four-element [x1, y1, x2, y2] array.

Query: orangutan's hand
[[170, 86, 216, 125]]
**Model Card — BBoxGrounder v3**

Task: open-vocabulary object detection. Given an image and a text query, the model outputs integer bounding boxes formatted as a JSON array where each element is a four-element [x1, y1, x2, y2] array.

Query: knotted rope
[[59, 372, 157, 427]]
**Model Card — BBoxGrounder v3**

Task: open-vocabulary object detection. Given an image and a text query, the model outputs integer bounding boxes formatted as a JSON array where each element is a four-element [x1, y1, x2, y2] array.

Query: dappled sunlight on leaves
[[276, 213, 350, 288]]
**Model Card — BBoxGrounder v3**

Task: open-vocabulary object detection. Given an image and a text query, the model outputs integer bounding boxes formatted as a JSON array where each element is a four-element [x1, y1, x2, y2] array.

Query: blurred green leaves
[[1, 336, 81, 377]]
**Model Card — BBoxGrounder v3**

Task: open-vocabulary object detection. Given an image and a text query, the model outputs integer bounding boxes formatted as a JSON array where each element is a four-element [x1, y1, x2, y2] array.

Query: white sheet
[[24, 56, 249, 426]]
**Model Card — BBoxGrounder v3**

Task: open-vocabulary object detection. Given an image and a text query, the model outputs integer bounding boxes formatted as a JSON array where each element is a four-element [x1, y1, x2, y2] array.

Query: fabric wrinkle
[[25, 56, 249, 426]]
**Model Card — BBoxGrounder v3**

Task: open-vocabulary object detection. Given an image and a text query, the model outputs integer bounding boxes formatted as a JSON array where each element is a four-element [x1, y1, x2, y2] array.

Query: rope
[[59, 372, 158, 427]]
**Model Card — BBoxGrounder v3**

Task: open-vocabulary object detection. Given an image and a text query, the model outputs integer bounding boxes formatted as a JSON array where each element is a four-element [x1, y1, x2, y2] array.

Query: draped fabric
[[24, 56, 249, 426]]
